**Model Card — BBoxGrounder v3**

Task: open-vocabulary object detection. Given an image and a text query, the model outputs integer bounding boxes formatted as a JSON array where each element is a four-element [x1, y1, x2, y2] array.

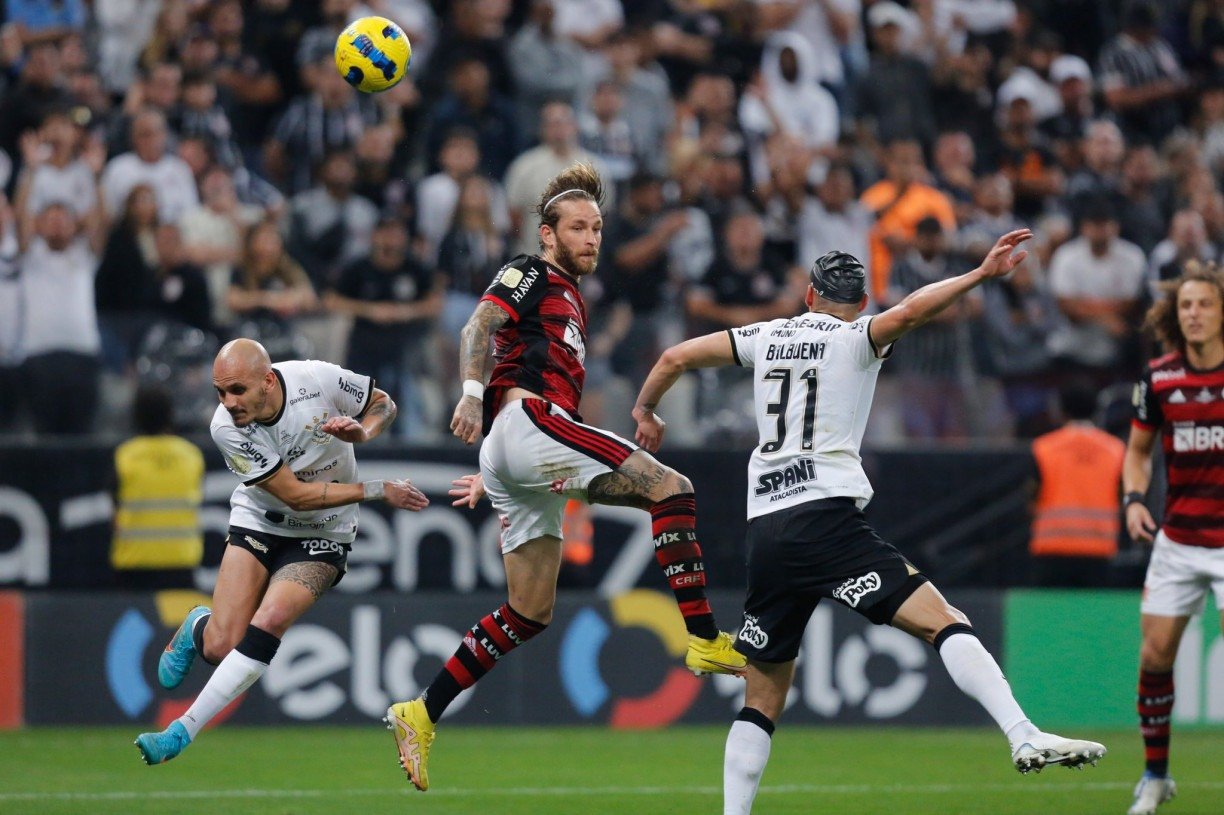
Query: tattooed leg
[[587, 450, 690, 508], [250, 561, 339, 636]]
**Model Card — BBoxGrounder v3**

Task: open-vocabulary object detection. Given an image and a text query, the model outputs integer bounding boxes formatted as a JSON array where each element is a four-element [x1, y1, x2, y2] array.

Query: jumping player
[[386, 162, 746, 791], [135, 338, 429, 765], [1123, 262, 1224, 815], [631, 231, 1107, 814]]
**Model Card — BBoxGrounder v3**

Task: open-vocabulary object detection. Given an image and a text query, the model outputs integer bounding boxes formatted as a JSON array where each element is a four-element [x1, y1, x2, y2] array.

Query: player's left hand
[[449, 473, 486, 508], [450, 396, 482, 445], [978, 229, 1033, 278], [319, 415, 369, 443], [633, 407, 666, 453]]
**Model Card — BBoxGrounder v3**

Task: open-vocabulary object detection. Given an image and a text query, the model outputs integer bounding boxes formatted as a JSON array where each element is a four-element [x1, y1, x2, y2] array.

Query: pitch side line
[[3, 781, 1224, 802]]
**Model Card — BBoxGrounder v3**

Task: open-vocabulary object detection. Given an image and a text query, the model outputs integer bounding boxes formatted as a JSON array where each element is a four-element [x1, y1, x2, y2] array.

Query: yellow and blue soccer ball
[[334, 16, 411, 93]]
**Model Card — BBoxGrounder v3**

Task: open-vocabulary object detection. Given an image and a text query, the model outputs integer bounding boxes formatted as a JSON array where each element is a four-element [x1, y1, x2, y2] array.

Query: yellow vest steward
[[111, 435, 205, 570], [1030, 425, 1125, 558]]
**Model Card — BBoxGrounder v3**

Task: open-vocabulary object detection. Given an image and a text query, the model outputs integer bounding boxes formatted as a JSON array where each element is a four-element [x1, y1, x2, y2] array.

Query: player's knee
[[513, 598, 555, 625], [661, 468, 693, 497], [1139, 638, 1178, 672], [250, 604, 295, 638], [202, 625, 241, 663]]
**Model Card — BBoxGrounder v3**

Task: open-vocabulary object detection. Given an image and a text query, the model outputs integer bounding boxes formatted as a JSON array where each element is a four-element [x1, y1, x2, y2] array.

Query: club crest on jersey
[[305, 411, 332, 444], [563, 318, 586, 362], [832, 572, 881, 608]]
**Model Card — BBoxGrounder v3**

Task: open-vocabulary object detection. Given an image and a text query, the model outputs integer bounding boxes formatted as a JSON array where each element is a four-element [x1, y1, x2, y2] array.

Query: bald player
[[135, 339, 428, 766]]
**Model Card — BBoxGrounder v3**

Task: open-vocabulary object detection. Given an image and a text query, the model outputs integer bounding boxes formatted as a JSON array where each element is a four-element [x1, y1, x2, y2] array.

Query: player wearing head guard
[[633, 231, 1107, 814], [1123, 262, 1224, 815], [385, 162, 745, 793]]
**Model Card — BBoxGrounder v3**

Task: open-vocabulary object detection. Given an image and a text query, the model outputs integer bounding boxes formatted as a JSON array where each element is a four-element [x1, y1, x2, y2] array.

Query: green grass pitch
[[0, 726, 1220, 815]]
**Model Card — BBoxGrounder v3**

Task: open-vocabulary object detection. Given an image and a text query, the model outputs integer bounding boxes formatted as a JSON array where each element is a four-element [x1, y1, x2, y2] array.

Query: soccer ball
[[334, 16, 412, 93]]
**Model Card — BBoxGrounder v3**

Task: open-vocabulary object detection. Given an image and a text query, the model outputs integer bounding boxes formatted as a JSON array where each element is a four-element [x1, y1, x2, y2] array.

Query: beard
[[553, 239, 598, 277]]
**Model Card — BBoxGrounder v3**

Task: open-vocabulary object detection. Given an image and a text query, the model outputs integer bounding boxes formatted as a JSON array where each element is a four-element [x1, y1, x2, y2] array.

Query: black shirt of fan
[[333, 255, 437, 362]]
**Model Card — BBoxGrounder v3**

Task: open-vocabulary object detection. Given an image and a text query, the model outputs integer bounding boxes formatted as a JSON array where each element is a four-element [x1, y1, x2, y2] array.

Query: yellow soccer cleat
[[686, 631, 747, 676], [385, 699, 435, 791]]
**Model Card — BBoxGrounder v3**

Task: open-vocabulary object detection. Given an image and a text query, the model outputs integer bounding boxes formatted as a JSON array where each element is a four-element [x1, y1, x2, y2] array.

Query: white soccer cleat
[[1128, 773, 1176, 815], [1011, 732, 1106, 774]]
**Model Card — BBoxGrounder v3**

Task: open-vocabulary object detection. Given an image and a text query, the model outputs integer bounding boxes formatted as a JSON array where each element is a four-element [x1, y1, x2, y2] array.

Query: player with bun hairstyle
[[385, 162, 746, 792]]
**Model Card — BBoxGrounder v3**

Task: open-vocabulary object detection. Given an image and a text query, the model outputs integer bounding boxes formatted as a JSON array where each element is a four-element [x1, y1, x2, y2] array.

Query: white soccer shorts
[[479, 398, 637, 553], [1141, 530, 1224, 617]]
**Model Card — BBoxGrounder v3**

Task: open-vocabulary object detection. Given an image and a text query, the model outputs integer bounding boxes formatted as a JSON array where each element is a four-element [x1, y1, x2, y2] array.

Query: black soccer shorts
[[735, 497, 928, 663], [226, 526, 351, 587]]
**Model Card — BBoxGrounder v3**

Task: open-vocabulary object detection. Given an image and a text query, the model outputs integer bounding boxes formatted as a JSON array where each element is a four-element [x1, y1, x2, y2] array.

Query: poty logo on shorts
[[832, 572, 881, 608], [738, 614, 769, 649]]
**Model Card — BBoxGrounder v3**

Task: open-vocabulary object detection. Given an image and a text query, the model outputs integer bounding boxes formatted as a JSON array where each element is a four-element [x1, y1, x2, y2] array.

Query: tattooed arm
[[451, 300, 510, 444], [319, 388, 397, 443]]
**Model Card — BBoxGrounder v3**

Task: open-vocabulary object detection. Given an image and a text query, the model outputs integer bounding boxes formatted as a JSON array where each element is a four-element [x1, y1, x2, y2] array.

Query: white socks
[[177, 649, 269, 739], [937, 631, 1036, 751], [724, 714, 773, 815]]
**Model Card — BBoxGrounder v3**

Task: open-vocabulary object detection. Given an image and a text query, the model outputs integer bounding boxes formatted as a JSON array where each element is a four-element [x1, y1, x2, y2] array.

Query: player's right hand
[[1126, 502, 1158, 544], [450, 396, 482, 445], [633, 407, 666, 453], [977, 229, 1033, 278], [449, 473, 486, 508], [384, 479, 429, 511]]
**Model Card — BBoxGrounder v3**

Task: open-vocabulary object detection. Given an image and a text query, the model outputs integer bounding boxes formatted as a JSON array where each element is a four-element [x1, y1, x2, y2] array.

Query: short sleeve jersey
[[728, 314, 892, 520], [1133, 351, 1224, 548], [210, 359, 375, 543], [479, 254, 587, 433]]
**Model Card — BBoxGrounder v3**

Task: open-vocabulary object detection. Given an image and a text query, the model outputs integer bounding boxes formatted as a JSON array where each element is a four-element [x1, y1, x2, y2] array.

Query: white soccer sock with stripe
[[724, 709, 774, 815], [936, 628, 1036, 751], [177, 625, 280, 740]]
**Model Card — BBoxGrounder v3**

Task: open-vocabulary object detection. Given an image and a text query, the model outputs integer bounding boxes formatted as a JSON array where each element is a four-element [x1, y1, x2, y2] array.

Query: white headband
[[543, 188, 586, 213]]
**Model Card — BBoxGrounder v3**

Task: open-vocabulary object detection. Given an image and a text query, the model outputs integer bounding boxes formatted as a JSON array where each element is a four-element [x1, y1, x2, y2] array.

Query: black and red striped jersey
[[1133, 351, 1224, 547], [479, 254, 587, 433]]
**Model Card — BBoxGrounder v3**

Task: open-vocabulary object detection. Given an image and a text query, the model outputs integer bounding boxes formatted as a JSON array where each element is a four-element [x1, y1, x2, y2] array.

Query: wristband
[[362, 480, 385, 501], [1124, 491, 1146, 508], [462, 379, 484, 401]]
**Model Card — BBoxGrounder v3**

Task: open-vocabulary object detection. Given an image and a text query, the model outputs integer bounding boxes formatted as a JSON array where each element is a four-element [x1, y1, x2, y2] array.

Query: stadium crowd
[[0, 0, 1218, 444]]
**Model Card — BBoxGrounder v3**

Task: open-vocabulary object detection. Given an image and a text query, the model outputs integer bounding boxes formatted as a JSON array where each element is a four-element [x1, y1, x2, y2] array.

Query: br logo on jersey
[[1172, 422, 1224, 452], [832, 572, 881, 608], [738, 614, 769, 649]]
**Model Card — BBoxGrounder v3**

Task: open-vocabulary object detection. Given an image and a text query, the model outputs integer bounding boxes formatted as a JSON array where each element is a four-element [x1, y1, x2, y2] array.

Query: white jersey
[[728, 314, 891, 520], [210, 359, 375, 542]]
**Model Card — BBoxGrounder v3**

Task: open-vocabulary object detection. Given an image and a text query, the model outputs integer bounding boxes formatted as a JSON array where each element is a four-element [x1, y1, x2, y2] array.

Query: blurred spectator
[[649, 1, 720, 93], [695, 151, 752, 245], [0, 193, 20, 428], [178, 71, 241, 173], [209, 0, 284, 156], [353, 123, 413, 223], [110, 383, 204, 589], [675, 71, 745, 161], [857, 3, 936, 148], [601, 171, 686, 381], [1047, 198, 1147, 378], [325, 219, 442, 440], [146, 224, 214, 335], [884, 216, 980, 440], [959, 174, 1025, 261], [416, 128, 508, 262], [860, 138, 956, 299], [137, 1, 191, 71], [282, 150, 378, 286], [295, 0, 363, 74], [1027, 380, 1124, 587], [552, 0, 624, 75], [265, 53, 377, 194], [1041, 55, 1096, 166], [1149, 209, 1218, 288], [738, 32, 839, 183], [578, 80, 640, 197], [798, 164, 873, 299], [423, 55, 520, 180], [423, 0, 514, 100], [930, 41, 996, 149], [685, 209, 800, 335], [1065, 119, 1127, 225], [758, 137, 811, 266], [989, 84, 1064, 221], [17, 202, 105, 434], [228, 219, 318, 328], [1098, 1, 1188, 145], [101, 109, 199, 224], [107, 61, 182, 157], [591, 28, 673, 176], [755, 0, 863, 101], [0, 42, 74, 169], [179, 166, 264, 323], [932, 130, 977, 222], [504, 101, 598, 256], [508, 0, 584, 134], [1119, 144, 1171, 254], [437, 174, 509, 337], [980, 257, 1063, 438], [1198, 78, 1224, 174], [12, 108, 103, 243], [95, 185, 161, 367], [4, 0, 86, 44], [93, 0, 160, 95]]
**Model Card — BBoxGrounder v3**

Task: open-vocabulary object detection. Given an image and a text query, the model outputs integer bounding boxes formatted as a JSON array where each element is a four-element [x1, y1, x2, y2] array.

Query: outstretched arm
[[869, 229, 1032, 349], [632, 331, 737, 452], [254, 464, 428, 512], [451, 299, 510, 444]]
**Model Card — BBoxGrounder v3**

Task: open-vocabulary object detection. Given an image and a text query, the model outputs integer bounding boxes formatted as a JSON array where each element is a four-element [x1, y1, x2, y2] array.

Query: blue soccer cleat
[[135, 721, 192, 765], [157, 606, 210, 690]]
